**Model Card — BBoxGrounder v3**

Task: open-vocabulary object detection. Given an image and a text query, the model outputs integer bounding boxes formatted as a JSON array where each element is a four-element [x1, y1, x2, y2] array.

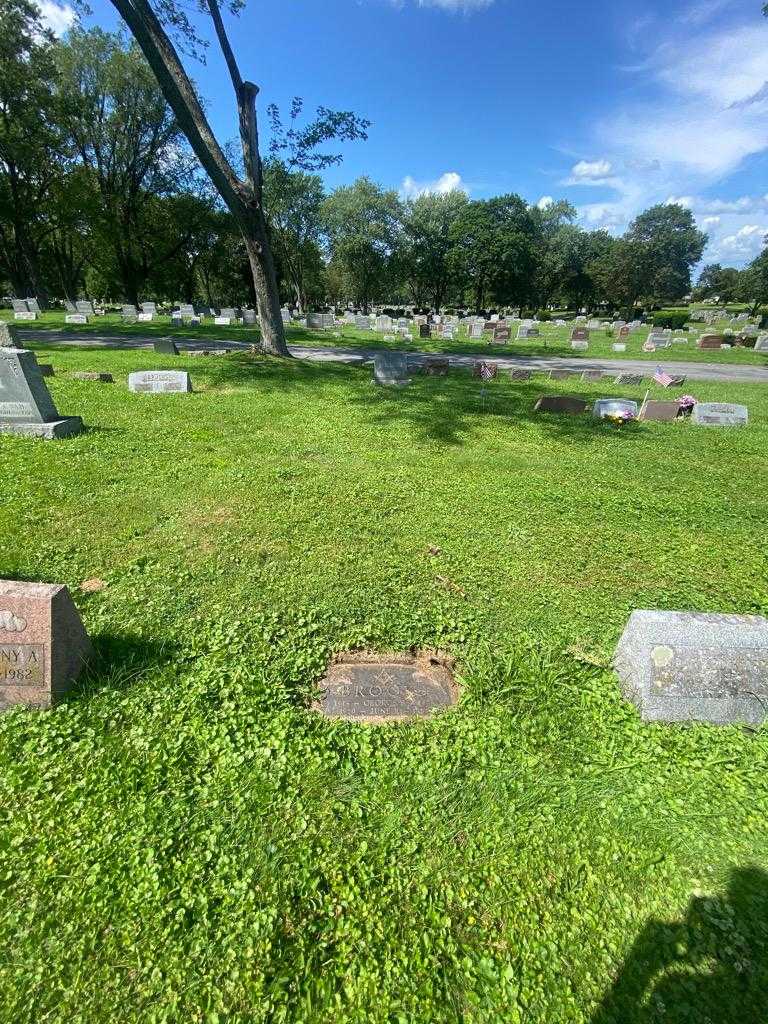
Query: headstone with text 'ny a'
[[0, 580, 92, 710], [615, 610, 768, 725], [0, 325, 83, 439]]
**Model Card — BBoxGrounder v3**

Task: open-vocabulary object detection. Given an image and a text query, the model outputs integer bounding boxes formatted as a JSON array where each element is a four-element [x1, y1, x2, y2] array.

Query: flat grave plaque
[[639, 400, 680, 422], [534, 395, 588, 415], [549, 368, 575, 380], [71, 372, 113, 383], [509, 369, 532, 381], [615, 373, 644, 385], [422, 358, 449, 376], [581, 370, 603, 382], [615, 610, 768, 725], [315, 653, 457, 723]]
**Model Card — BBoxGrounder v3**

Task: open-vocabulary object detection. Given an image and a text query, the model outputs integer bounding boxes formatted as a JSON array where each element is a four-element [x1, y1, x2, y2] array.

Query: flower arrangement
[[605, 408, 637, 427], [677, 395, 697, 417]]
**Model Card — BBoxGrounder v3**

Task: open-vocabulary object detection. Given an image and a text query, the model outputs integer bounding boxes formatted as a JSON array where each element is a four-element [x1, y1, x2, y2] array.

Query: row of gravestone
[[0, 325, 197, 439], [1, 579, 766, 727], [372, 353, 749, 426]]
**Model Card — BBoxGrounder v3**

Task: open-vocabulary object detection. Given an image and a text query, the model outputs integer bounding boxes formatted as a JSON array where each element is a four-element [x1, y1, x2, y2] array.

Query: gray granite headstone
[[128, 370, 192, 394], [615, 610, 768, 725], [691, 402, 748, 428], [615, 373, 644, 385], [0, 345, 83, 439], [755, 334, 768, 352], [153, 338, 179, 356], [373, 352, 410, 387]]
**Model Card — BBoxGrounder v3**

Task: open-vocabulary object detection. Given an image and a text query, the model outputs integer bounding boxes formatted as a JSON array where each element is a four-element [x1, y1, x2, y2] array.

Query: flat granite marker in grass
[[639, 400, 681, 422], [615, 610, 768, 725], [315, 652, 457, 723], [692, 402, 748, 427], [0, 580, 92, 710], [128, 370, 192, 394], [0, 324, 84, 439], [534, 395, 589, 415]]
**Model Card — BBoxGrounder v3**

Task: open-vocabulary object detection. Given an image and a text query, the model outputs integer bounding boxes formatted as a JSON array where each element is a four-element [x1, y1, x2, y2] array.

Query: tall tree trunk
[[110, 0, 290, 356]]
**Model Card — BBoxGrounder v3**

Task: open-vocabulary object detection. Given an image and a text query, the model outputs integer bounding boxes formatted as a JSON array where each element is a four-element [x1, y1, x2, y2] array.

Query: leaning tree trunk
[[240, 207, 288, 355]]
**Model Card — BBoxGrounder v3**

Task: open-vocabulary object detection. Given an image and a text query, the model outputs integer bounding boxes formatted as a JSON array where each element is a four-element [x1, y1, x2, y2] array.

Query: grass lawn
[[2, 342, 768, 1023], [12, 311, 768, 366]]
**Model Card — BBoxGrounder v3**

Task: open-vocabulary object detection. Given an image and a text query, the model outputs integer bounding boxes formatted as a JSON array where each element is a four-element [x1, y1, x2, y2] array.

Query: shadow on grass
[[198, 352, 650, 448], [590, 866, 768, 1024], [68, 631, 178, 701]]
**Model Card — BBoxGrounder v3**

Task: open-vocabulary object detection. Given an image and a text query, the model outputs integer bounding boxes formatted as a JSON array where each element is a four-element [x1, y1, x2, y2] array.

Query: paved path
[[21, 329, 768, 384]]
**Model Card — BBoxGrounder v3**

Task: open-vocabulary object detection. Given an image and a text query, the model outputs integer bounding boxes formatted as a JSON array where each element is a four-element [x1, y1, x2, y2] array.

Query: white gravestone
[[128, 370, 192, 394], [691, 402, 748, 428]]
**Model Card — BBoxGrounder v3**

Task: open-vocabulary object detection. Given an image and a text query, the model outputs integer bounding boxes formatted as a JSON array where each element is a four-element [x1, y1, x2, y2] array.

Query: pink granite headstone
[[0, 580, 92, 709]]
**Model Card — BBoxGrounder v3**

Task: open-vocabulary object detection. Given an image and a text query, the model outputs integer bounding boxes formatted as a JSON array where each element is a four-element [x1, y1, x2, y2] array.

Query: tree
[[625, 204, 707, 303], [740, 240, 768, 316], [322, 178, 402, 312], [105, 0, 367, 355], [57, 28, 211, 305], [399, 190, 468, 310], [0, 0, 66, 300], [262, 159, 325, 313], [450, 195, 537, 310], [693, 263, 743, 303], [529, 199, 577, 309]]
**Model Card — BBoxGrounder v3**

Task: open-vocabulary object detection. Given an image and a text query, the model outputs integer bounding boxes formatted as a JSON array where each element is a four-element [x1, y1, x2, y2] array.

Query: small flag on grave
[[653, 365, 673, 387], [475, 361, 497, 381]]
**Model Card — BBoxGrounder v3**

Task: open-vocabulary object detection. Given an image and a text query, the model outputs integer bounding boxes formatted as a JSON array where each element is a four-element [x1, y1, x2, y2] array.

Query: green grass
[[2, 342, 768, 1023], [11, 310, 768, 366]]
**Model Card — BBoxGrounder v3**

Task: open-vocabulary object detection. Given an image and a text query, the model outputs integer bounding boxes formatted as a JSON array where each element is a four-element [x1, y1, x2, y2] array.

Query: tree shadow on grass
[[590, 866, 768, 1024], [200, 353, 652, 448]]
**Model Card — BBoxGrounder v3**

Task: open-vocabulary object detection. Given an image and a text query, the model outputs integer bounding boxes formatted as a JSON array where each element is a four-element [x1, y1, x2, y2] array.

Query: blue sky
[[41, 0, 768, 266]]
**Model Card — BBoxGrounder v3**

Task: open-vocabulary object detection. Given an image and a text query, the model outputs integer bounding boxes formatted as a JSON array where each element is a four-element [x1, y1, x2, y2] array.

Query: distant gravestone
[[691, 402, 748, 427], [639, 400, 680, 422], [153, 338, 179, 356], [615, 610, 768, 725], [593, 398, 638, 420], [65, 314, 88, 325], [419, 323, 431, 339], [315, 653, 457, 723], [491, 326, 511, 343], [612, 343, 626, 352], [618, 326, 630, 339], [128, 370, 192, 394], [548, 368, 574, 380], [137, 312, 153, 322], [0, 334, 83, 439], [468, 323, 484, 340], [422, 358, 449, 376], [534, 395, 588, 415], [0, 580, 92, 710], [754, 334, 768, 352], [615, 373, 644, 385], [71, 372, 113, 383], [509, 369, 532, 381], [571, 340, 589, 351], [517, 325, 539, 339], [214, 316, 231, 326], [698, 334, 724, 350], [570, 328, 589, 343], [373, 352, 410, 387], [14, 311, 36, 321], [581, 370, 603, 382]]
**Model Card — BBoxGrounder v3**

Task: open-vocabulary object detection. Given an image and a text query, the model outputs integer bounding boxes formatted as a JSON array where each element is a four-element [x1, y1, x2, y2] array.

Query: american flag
[[476, 361, 497, 381], [653, 365, 674, 387]]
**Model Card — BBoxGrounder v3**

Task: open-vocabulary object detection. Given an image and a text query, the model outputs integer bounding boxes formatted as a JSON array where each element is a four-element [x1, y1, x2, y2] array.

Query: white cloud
[[416, 0, 493, 9], [536, 195, 554, 210], [37, 0, 75, 36], [401, 171, 468, 199], [571, 159, 613, 180], [561, 12, 768, 266]]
